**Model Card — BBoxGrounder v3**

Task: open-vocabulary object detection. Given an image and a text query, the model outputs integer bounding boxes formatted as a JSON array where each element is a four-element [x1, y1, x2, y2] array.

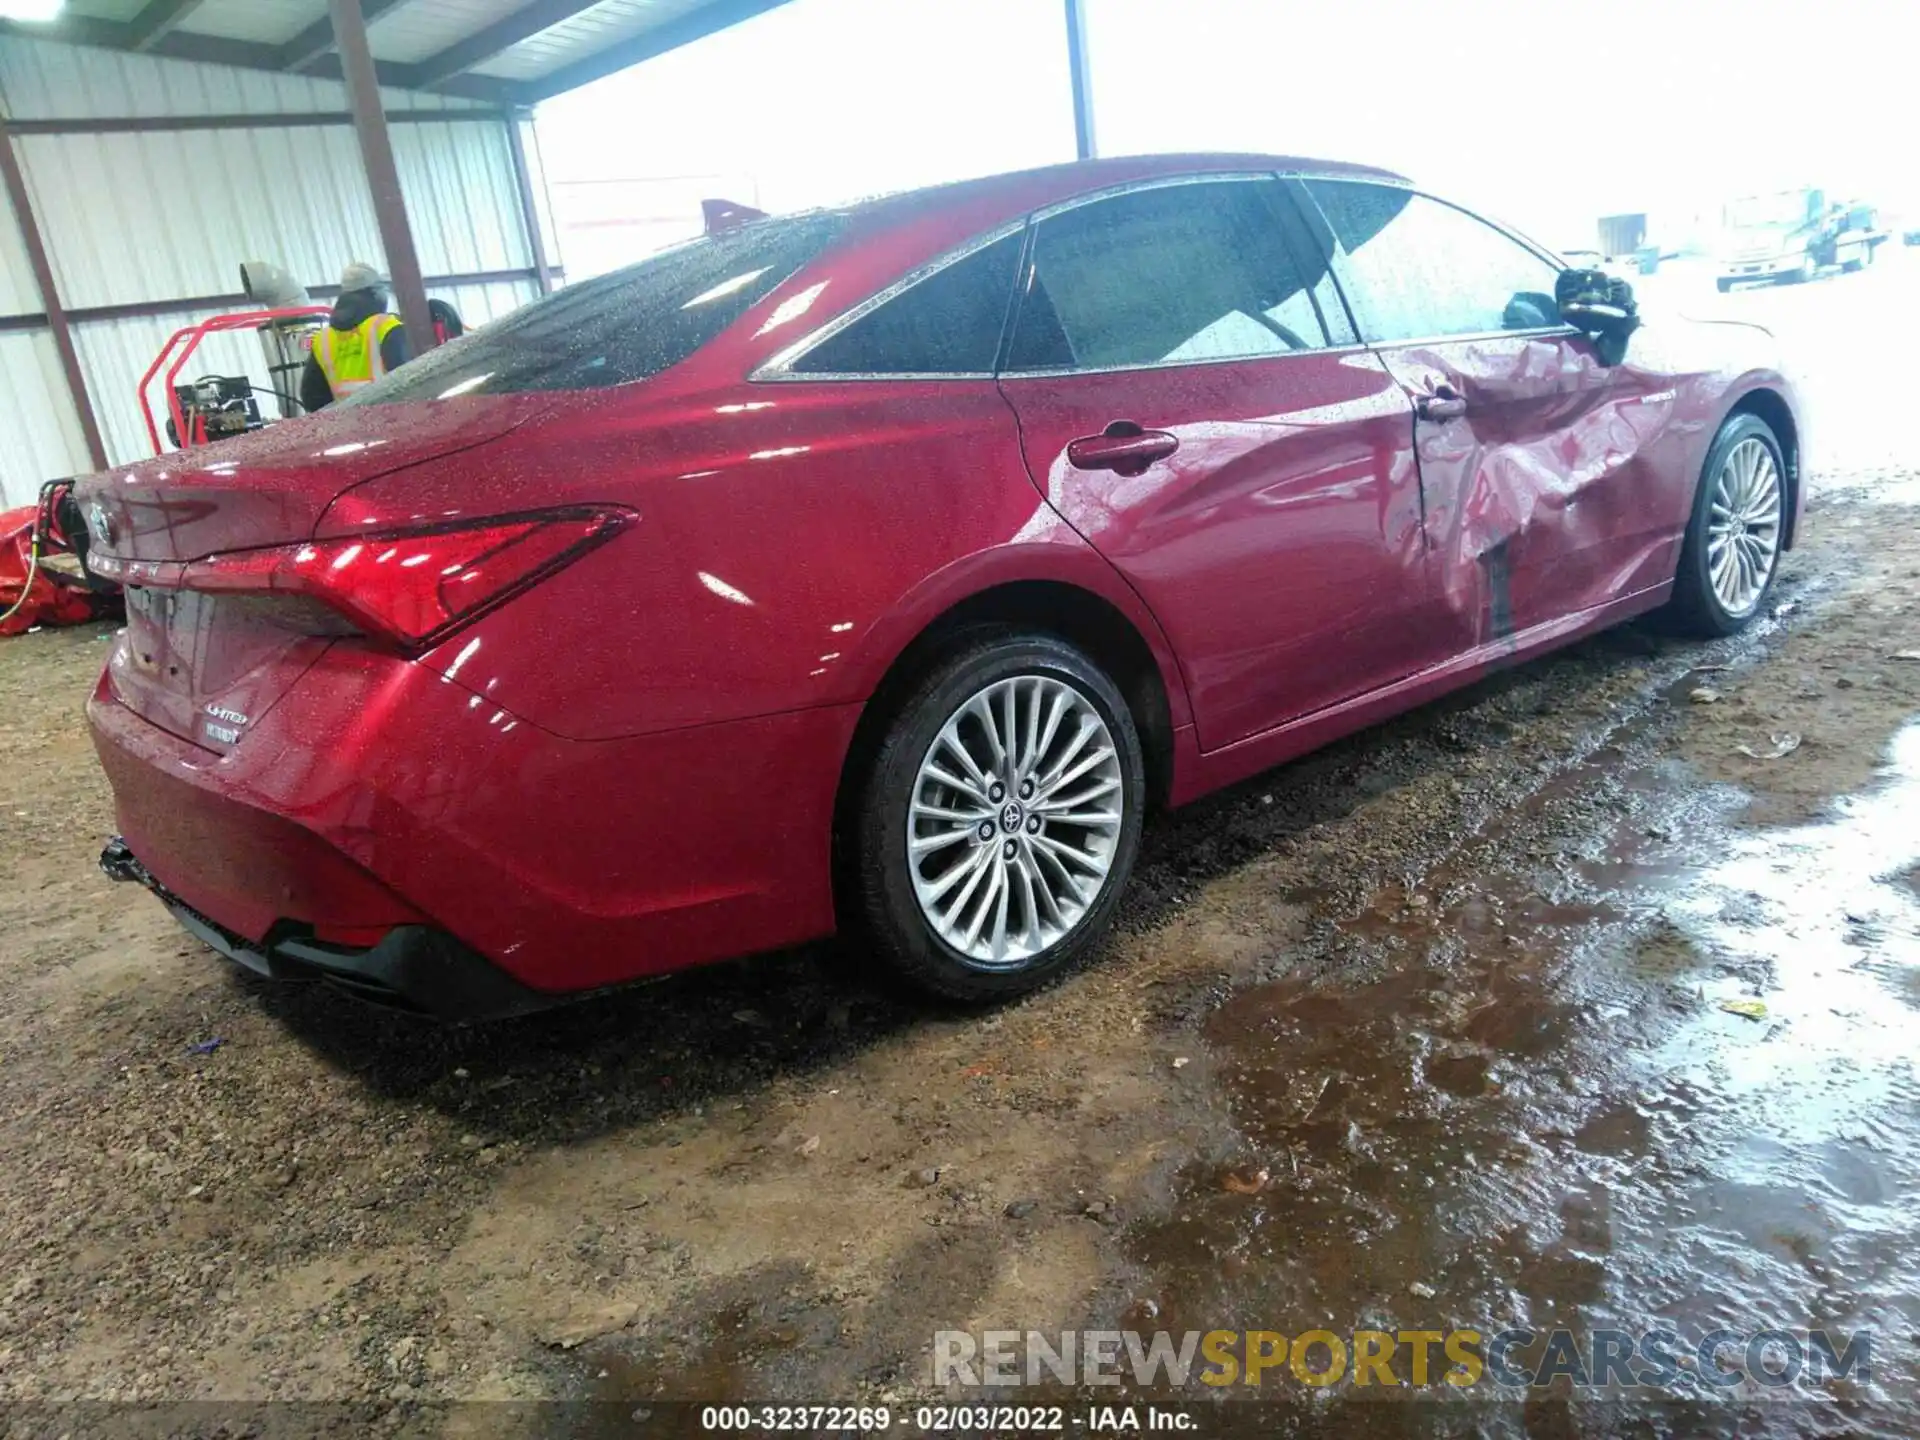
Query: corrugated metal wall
[[0, 33, 553, 508]]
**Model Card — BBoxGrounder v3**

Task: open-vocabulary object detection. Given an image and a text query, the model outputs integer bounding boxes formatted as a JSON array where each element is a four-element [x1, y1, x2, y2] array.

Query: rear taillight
[[177, 508, 628, 648]]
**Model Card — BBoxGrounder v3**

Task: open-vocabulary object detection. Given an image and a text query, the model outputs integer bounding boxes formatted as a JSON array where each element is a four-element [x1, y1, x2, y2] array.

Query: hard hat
[[338, 260, 388, 293]]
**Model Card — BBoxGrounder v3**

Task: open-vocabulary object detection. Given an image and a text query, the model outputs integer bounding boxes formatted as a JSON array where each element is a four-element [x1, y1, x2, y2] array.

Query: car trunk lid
[[80, 395, 545, 751], [76, 395, 545, 566]]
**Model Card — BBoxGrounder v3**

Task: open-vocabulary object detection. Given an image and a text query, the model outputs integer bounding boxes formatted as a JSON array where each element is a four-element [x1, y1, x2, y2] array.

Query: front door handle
[[1067, 421, 1179, 477], [1414, 384, 1467, 422]]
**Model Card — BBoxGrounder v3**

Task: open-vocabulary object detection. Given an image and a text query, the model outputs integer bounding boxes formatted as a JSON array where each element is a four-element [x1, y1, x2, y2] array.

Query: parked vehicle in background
[[1717, 187, 1886, 290], [78, 154, 1804, 1016]]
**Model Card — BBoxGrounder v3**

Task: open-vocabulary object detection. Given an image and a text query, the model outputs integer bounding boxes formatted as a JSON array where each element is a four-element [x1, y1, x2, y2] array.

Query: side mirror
[[1556, 267, 1640, 365]]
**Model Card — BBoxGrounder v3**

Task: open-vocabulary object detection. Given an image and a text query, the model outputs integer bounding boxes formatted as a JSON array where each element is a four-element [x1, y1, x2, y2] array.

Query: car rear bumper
[[99, 837, 550, 1018], [87, 643, 862, 1010]]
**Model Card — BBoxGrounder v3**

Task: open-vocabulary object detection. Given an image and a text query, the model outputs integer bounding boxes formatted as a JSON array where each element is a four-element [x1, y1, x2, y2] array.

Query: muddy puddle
[[1124, 714, 1920, 1432]]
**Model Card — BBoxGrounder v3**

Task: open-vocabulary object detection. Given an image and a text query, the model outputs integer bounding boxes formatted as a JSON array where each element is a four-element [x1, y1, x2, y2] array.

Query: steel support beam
[[0, 266, 561, 334], [278, 0, 418, 73], [329, 0, 437, 353], [3, 110, 508, 136], [127, 0, 208, 52], [0, 13, 524, 105], [0, 115, 109, 474], [503, 111, 554, 295], [1064, 0, 1097, 161], [412, 0, 600, 88]]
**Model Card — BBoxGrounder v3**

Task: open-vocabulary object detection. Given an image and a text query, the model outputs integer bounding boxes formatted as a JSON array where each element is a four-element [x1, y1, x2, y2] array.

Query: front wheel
[[1666, 413, 1787, 637], [850, 633, 1146, 1001]]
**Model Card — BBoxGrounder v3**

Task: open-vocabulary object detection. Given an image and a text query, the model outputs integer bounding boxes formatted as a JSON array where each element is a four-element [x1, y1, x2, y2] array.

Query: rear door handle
[[1414, 384, 1467, 421], [1067, 422, 1179, 477]]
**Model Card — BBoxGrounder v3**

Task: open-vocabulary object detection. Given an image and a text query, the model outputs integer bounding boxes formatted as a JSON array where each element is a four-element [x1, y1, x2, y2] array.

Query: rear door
[[1295, 177, 1677, 650], [996, 176, 1445, 752]]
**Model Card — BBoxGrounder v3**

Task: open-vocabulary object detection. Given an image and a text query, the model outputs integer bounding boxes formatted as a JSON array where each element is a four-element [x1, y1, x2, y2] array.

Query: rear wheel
[[851, 633, 1145, 1001], [1666, 413, 1786, 637]]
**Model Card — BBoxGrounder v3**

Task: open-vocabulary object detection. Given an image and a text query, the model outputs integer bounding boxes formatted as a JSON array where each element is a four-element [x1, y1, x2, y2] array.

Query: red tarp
[[0, 504, 111, 637]]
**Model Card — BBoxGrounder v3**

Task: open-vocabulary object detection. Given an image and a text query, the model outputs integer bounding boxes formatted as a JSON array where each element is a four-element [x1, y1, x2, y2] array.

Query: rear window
[[785, 231, 1023, 376], [349, 213, 846, 405]]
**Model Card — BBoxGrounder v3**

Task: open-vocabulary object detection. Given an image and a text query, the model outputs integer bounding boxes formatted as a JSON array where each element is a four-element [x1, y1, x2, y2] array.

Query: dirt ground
[[4, 262, 1920, 1437]]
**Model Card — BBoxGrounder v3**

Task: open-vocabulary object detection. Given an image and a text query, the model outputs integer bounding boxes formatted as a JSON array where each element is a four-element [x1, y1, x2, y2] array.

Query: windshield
[[1724, 191, 1809, 229], [348, 213, 846, 406]]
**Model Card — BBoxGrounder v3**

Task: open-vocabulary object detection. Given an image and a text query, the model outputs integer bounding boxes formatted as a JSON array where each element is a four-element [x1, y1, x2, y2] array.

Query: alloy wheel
[[1706, 436, 1782, 618], [906, 675, 1124, 969]]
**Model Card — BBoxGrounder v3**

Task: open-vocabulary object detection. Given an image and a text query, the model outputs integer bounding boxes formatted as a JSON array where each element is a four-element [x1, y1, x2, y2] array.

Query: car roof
[[841, 152, 1410, 229]]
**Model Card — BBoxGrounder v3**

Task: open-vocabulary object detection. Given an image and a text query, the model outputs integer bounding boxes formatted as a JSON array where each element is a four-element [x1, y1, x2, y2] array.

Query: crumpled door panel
[[1378, 333, 1682, 649]]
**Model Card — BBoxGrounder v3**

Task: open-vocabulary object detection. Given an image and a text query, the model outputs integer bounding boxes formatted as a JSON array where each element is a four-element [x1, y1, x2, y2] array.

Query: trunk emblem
[[87, 502, 115, 546]]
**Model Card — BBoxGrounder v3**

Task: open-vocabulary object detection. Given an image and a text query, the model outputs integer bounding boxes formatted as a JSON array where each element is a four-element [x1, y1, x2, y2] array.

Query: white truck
[[1716, 187, 1886, 291]]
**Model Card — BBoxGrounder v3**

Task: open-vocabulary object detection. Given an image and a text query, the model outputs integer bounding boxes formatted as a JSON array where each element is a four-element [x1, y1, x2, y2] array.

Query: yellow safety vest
[[314, 313, 402, 399]]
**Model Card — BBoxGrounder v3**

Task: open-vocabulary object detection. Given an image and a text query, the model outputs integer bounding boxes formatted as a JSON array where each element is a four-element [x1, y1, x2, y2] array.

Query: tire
[[1715, 278, 1735, 293], [850, 631, 1146, 1002], [1666, 413, 1787, 637]]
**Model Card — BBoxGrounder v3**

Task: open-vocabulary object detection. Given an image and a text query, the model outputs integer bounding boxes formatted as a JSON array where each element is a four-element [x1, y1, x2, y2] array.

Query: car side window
[[1305, 179, 1564, 343], [1004, 179, 1330, 373], [786, 231, 1023, 375]]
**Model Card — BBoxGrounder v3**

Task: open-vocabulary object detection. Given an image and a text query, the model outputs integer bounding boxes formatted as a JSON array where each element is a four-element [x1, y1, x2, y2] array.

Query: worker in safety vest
[[299, 261, 410, 412]]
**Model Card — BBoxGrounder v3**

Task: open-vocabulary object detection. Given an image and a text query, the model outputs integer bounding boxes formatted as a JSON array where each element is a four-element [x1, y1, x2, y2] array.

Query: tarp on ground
[[0, 505, 117, 637]]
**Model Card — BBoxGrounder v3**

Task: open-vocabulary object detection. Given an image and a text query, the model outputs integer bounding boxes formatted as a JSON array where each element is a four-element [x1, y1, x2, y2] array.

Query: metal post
[[504, 109, 553, 295], [328, 0, 437, 351], [0, 115, 109, 473], [1064, 0, 1096, 161]]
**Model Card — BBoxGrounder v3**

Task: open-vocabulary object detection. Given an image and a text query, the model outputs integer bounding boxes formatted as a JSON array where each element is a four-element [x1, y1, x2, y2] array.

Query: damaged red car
[[80, 155, 1803, 1016]]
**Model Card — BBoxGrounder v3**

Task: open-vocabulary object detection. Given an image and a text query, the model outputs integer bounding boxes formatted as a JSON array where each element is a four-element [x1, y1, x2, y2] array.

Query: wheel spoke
[[1009, 854, 1043, 946], [1039, 739, 1116, 800], [999, 682, 1020, 778], [1022, 846, 1064, 929], [910, 827, 973, 856], [988, 863, 1012, 961], [924, 761, 987, 805], [1036, 718, 1097, 793], [938, 845, 995, 924], [969, 694, 1009, 773], [1710, 544, 1734, 592], [924, 843, 990, 905], [913, 800, 986, 825], [1030, 837, 1089, 904], [1043, 808, 1123, 830], [1022, 678, 1042, 779], [961, 860, 1004, 950], [1034, 689, 1070, 773], [1033, 830, 1105, 875], [938, 728, 992, 792], [1038, 775, 1121, 812]]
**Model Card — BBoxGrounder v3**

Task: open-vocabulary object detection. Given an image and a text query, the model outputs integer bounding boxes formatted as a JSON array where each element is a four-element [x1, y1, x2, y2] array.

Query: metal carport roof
[[0, 0, 1100, 487], [0, 0, 803, 106]]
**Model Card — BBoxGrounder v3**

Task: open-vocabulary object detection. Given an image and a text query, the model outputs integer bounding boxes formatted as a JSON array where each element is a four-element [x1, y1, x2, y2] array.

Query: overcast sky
[[537, 0, 1916, 260]]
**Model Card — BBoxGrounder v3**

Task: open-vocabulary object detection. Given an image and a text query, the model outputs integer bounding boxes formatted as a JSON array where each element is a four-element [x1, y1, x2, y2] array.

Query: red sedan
[[80, 154, 1802, 1015]]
